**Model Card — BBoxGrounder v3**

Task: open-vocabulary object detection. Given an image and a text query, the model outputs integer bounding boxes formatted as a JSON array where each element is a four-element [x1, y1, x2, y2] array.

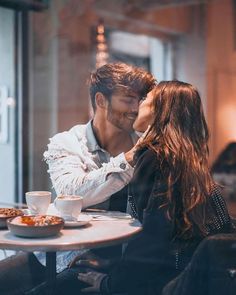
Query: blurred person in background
[[211, 142, 236, 217]]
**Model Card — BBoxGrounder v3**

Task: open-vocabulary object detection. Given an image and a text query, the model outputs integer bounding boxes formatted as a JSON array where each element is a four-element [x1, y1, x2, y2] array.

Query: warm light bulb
[[95, 21, 109, 68]]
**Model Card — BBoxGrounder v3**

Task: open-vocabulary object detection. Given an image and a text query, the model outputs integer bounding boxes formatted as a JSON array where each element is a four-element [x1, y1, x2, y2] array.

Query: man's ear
[[95, 92, 108, 109]]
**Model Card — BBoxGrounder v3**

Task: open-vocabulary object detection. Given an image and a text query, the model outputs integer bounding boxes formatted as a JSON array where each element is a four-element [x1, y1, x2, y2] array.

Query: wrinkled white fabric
[[37, 121, 137, 272], [44, 121, 136, 208]]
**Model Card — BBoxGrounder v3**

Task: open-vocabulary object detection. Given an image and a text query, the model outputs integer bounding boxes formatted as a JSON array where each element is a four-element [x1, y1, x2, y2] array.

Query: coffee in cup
[[54, 195, 83, 221]]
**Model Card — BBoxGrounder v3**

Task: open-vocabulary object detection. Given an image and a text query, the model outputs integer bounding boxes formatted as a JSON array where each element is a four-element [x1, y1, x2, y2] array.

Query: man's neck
[[92, 118, 134, 157]]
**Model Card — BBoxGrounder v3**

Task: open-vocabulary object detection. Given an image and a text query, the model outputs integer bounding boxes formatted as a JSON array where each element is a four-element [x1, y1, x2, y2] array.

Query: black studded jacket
[[100, 148, 233, 295]]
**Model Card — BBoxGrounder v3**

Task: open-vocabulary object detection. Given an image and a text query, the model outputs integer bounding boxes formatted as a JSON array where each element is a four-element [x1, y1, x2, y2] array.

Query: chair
[[162, 233, 236, 295]]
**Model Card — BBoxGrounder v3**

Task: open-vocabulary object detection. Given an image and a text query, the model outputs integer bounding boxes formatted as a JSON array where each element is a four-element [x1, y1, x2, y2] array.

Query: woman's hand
[[77, 270, 107, 293]]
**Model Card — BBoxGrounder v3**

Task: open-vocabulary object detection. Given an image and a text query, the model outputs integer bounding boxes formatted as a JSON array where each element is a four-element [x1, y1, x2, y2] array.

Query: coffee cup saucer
[[63, 213, 92, 227]]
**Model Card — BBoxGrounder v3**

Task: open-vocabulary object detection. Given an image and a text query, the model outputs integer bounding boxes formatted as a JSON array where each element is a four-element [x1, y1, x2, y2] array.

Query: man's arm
[[44, 137, 134, 208]]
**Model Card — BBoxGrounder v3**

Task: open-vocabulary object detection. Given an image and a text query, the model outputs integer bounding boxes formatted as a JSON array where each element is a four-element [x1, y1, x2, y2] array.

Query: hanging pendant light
[[96, 20, 109, 68]]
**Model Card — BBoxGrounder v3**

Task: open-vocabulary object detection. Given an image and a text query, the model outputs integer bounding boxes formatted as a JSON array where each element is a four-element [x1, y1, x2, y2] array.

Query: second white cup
[[54, 195, 83, 221], [25, 191, 51, 215]]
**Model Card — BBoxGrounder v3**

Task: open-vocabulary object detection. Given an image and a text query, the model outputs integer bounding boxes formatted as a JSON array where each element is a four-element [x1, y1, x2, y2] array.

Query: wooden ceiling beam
[[125, 0, 207, 10], [94, 3, 194, 36]]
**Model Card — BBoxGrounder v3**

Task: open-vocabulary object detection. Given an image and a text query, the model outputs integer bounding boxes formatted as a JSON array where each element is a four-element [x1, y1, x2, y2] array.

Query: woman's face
[[133, 89, 155, 132]]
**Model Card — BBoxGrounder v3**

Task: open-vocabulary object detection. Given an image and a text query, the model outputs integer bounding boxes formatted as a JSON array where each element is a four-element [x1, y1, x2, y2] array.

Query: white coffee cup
[[54, 195, 83, 221], [25, 191, 51, 215]]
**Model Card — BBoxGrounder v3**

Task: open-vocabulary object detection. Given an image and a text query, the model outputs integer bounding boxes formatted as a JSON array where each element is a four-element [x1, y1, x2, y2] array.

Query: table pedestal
[[46, 252, 56, 295]]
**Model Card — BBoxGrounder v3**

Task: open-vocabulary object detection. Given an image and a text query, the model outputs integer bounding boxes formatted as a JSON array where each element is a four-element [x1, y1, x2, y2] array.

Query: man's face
[[106, 91, 140, 132]]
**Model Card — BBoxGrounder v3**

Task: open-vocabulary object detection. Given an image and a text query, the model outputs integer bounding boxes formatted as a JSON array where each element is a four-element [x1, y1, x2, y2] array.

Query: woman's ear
[[95, 92, 108, 109]]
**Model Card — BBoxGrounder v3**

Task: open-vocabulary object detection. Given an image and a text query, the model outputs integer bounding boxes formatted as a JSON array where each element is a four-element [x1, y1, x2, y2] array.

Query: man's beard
[[107, 104, 137, 133]]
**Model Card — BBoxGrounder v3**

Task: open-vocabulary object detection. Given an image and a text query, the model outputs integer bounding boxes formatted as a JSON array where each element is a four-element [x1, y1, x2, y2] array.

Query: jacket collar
[[85, 120, 139, 153], [85, 120, 102, 152]]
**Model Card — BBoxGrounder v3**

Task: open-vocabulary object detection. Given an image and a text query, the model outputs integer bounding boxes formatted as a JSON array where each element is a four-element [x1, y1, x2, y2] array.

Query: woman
[[77, 81, 233, 295]]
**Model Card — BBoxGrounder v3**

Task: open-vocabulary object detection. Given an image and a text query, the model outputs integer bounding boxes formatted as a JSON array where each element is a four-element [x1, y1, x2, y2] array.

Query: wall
[[175, 5, 207, 110], [29, 0, 92, 193], [0, 8, 16, 204], [207, 0, 236, 162]]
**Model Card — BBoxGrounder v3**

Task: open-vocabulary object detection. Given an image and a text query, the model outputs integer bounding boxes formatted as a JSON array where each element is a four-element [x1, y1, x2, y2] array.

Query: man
[[44, 62, 156, 211], [0, 62, 156, 295], [40, 61, 156, 272]]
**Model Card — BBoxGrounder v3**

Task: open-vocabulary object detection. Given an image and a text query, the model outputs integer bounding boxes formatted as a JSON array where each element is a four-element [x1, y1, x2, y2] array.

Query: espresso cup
[[54, 195, 83, 221], [25, 191, 51, 215]]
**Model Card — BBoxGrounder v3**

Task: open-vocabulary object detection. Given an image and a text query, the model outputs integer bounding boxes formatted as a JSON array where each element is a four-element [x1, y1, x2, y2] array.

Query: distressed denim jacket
[[38, 121, 137, 272]]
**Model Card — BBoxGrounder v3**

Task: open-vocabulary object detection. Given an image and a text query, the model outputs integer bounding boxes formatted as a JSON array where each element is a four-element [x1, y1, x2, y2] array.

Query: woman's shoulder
[[133, 147, 159, 179], [134, 146, 158, 170], [135, 146, 157, 162]]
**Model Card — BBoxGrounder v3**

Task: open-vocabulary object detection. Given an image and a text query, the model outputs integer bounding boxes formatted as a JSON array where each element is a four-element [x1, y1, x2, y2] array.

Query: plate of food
[[7, 215, 64, 238], [0, 208, 24, 229]]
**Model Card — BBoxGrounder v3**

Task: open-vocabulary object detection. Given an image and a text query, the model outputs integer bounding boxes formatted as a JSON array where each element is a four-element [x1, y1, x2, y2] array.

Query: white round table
[[0, 211, 142, 295]]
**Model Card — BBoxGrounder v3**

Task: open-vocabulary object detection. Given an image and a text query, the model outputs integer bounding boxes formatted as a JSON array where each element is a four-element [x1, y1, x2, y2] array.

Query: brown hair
[[89, 62, 157, 111], [138, 80, 214, 238]]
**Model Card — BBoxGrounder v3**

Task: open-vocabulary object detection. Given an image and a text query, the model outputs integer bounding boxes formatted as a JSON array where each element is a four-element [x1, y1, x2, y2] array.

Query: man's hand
[[77, 270, 107, 293]]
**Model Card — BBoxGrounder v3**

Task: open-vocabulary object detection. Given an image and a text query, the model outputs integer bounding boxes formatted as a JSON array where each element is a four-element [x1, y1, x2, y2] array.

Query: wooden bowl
[[7, 215, 64, 238], [0, 208, 24, 229]]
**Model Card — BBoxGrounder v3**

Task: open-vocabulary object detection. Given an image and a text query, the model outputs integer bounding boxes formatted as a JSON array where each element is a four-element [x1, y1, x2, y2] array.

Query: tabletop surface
[[0, 211, 142, 252]]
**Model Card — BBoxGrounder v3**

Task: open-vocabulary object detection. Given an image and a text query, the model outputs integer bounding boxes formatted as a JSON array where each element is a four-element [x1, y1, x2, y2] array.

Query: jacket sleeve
[[131, 148, 161, 221], [43, 131, 134, 208]]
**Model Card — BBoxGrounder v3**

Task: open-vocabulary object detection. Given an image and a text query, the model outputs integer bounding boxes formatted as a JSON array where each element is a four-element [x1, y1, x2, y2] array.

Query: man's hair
[[88, 62, 157, 111]]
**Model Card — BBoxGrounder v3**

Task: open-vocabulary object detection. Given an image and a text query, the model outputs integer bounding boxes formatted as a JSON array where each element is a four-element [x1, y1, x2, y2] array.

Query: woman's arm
[[131, 148, 159, 220], [99, 149, 171, 294]]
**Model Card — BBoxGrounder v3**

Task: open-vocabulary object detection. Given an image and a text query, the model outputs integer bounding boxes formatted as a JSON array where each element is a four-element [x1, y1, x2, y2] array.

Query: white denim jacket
[[39, 121, 138, 272], [44, 121, 137, 209]]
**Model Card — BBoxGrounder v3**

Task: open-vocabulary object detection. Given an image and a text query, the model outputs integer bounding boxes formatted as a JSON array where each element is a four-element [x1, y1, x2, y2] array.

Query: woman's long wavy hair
[[138, 81, 214, 239]]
